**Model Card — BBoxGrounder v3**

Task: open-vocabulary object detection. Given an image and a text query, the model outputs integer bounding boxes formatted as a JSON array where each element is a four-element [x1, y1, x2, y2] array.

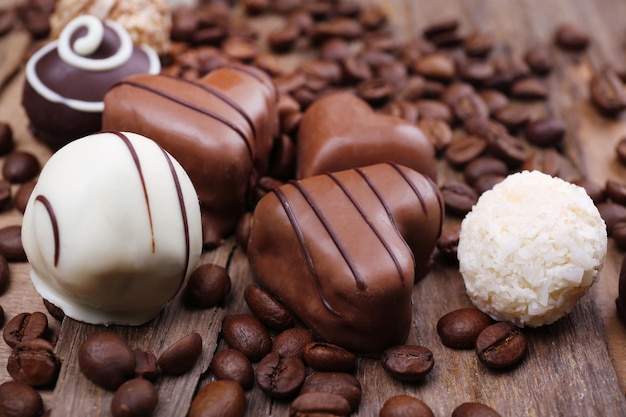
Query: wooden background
[[1, 0, 626, 416]]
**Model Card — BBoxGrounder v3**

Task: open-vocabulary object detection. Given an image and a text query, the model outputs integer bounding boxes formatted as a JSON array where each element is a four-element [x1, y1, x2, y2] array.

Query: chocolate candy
[[103, 64, 279, 247], [296, 92, 437, 181], [23, 15, 160, 150], [248, 162, 443, 354]]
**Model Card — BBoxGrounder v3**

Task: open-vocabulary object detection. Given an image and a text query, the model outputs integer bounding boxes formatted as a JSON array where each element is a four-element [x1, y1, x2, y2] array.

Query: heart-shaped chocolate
[[103, 64, 279, 247], [297, 92, 437, 180], [248, 162, 444, 354]]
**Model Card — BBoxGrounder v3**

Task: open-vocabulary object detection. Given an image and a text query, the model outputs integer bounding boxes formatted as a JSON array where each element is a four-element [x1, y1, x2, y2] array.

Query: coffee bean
[[0, 253, 8, 294], [0, 381, 43, 417], [418, 118, 453, 153], [7, 338, 60, 387], [383, 100, 419, 123], [23, 6, 50, 39], [42, 299, 64, 322], [244, 285, 295, 331], [606, 179, 626, 206], [440, 182, 478, 217], [494, 104, 531, 131], [300, 372, 362, 412], [189, 380, 246, 417], [616, 137, 626, 166], [458, 60, 495, 85], [422, 79, 446, 98], [133, 348, 159, 380], [522, 149, 561, 177], [452, 402, 502, 417], [272, 327, 315, 359], [222, 36, 258, 62], [0, 122, 14, 155], [524, 46, 554, 75], [598, 202, 626, 235], [380, 345, 434, 382], [302, 342, 357, 372], [376, 61, 408, 92], [356, 77, 394, 106], [478, 89, 509, 116], [589, 67, 626, 116], [0, 225, 26, 261], [380, 395, 435, 417], [463, 157, 508, 186], [475, 322, 527, 369], [510, 77, 548, 100], [441, 82, 475, 107], [0, 179, 11, 210], [222, 313, 272, 362], [473, 174, 505, 195], [437, 308, 492, 349], [2, 151, 39, 183], [359, 4, 387, 30], [288, 392, 351, 417], [268, 23, 300, 53], [423, 17, 459, 39], [617, 255, 626, 322], [612, 221, 626, 251], [0, 8, 17, 36], [571, 177, 605, 204], [319, 38, 352, 62], [444, 136, 487, 168], [256, 352, 306, 399], [78, 332, 136, 390], [524, 118, 566, 147], [341, 56, 373, 83], [554, 23, 590, 51], [463, 30, 494, 57], [158, 332, 202, 375], [3, 311, 48, 348], [183, 263, 231, 309], [111, 378, 158, 417], [210, 348, 254, 390], [413, 53, 456, 81], [452, 93, 490, 121], [170, 6, 198, 42], [464, 118, 526, 166], [312, 18, 362, 44], [436, 224, 461, 262], [415, 100, 453, 123], [300, 60, 343, 85]]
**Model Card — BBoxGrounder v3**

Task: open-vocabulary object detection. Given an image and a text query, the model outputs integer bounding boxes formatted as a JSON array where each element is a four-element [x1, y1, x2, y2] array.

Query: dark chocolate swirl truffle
[[23, 15, 160, 150], [248, 162, 444, 354]]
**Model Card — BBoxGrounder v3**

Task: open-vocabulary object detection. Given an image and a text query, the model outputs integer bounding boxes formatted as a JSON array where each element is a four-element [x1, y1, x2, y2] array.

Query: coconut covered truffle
[[457, 170, 607, 327]]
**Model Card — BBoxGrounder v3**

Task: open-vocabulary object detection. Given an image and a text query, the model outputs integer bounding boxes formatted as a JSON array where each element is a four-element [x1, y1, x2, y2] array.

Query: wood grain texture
[[0, 0, 624, 416]]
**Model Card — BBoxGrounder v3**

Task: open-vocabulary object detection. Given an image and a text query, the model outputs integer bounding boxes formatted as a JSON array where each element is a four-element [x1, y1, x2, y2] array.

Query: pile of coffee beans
[[0, 0, 56, 39]]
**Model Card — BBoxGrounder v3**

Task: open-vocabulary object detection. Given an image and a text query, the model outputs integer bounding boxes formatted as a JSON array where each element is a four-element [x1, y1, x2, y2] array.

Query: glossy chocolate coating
[[248, 163, 444, 354], [103, 65, 279, 247], [297, 92, 437, 181], [22, 19, 159, 150]]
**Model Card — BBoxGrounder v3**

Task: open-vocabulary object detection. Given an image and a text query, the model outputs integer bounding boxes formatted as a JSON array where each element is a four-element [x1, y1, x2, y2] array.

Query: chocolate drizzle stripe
[[388, 162, 428, 214], [288, 180, 366, 291], [110, 131, 156, 252], [120, 80, 253, 160], [219, 63, 279, 102], [34, 195, 60, 267], [272, 187, 342, 317], [162, 74, 257, 147], [160, 147, 192, 283]]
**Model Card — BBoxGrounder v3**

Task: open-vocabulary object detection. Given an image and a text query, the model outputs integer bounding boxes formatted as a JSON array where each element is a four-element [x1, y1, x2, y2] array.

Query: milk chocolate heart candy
[[248, 162, 444, 354], [103, 64, 279, 247], [296, 92, 437, 180]]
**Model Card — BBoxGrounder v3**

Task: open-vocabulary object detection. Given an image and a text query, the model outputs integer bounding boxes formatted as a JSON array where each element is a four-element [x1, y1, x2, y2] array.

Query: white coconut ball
[[457, 170, 607, 327]]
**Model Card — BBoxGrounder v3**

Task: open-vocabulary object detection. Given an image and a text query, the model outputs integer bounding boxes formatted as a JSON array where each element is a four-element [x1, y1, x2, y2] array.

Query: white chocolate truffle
[[21, 132, 202, 325], [457, 170, 607, 327]]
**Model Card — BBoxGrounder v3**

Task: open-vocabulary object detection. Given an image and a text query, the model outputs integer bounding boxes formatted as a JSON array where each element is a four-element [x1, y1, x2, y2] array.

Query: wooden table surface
[[1, 0, 626, 416]]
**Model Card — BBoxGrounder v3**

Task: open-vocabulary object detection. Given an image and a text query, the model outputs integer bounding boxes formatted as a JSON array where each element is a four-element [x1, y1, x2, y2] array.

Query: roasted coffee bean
[[437, 308, 492, 349], [612, 221, 626, 251], [170, 6, 198, 42], [463, 157, 508, 185], [397, 76, 426, 100], [423, 17, 459, 39], [485, 55, 529, 90], [571, 177, 605, 204], [376, 61, 408, 92], [441, 82, 475, 107], [111, 378, 158, 417], [418, 118, 453, 152], [0, 179, 11, 210], [0, 253, 7, 295], [430, 30, 464, 48], [365, 30, 403, 53], [380, 345, 434, 382], [0, 225, 27, 261], [256, 352, 306, 399], [222, 313, 272, 362], [436, 224, 461, 261], [242, 0, 270, 15], [452, 402, 502, 417], [357, 49, 395, 69], [302, 342, 356, 372], [0, 121, 14, 155], [42, 299, 64, 322], [312, 18, 362, 43], [452, 93, 490, 121], [413, 53, 456, 81], [616, 137, 626, 165], [158, 332, 202, 375], [23, 6, 50, 39], [189, 380, 246, 417], [524, 118, 565, 147], [485, 131, 528, 166], [78, 332, 136, 390], [598, 202, 626, 235], [463, 30, 494, 57], [522, 149, 561, 177], [422, 79, 446, 98], [356, 77, 394, 106], [210, 348, 254, 390], [383, 100, 419, 123], [589, 67, 626, 115], [254, 53, 284, 77], [510, 77, 548, 100], [475, 322, 527, 369], [133, 349, 159, 380], [0, 380, 44, 417], [440, 182, 478, 217], [617, 254, 626, 324], [7, 338, 60, 387], [341, 56, 373, 83], [359, 4, 387, 30], [458, 60, 495, 85], [444, 136, 487, 168], [300, 372, 362, 412], [280, 111, 301, 136], [478, 89, 509, 116], [272, 327, 315, 359], [606, 179, 626, 205], [0, 8, 16, 36], [380, 395, 435, 417], [473, 174, 505, 195], [494, 104, 531, 131], [183, 263, 232, 309], [268, 23, 300, 53], [2, 151, 39, 183], [289, 392, 351, 417], [244, 285, 295, 331], [3, 311, 48, 348], [222, 36, 258, 62], [524, 46, 554, 75], [415, 100, 453, 123], [319, 38, 352, 62], [554, 23, 590, 51], [300, 60, 343, 85]]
